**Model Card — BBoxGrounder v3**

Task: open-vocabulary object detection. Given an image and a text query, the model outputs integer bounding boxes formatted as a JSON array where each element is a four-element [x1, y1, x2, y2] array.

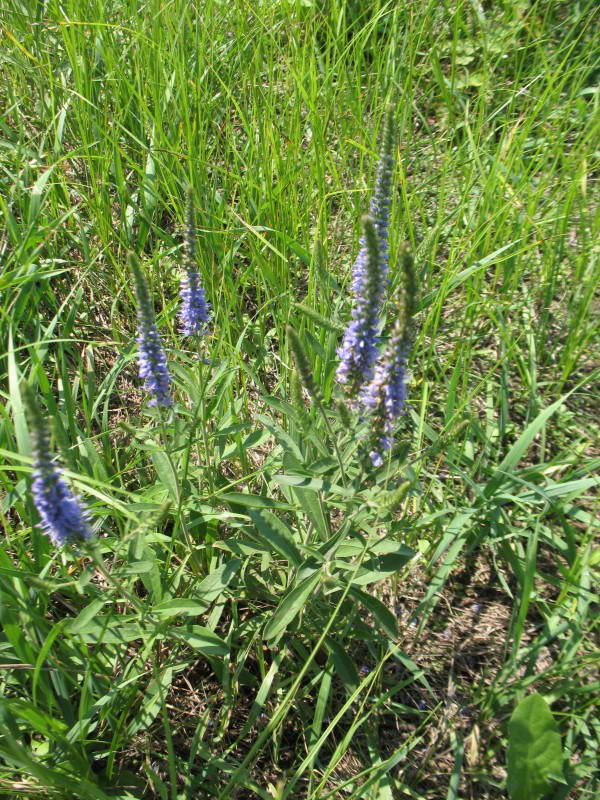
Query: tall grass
[[1, 0, 599, 797]]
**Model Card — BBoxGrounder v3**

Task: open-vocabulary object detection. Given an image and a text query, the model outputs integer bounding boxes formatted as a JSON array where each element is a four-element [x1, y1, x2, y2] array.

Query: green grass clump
[[1, 1, 599, 798]]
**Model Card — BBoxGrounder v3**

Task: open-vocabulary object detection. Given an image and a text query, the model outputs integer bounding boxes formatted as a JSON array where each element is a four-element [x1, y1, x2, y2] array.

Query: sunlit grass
[[1, 0, 599, 797]]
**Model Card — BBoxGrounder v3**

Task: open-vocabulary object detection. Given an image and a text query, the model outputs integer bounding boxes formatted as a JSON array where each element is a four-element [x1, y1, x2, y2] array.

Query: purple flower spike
[[337, 109, 396, 399], [180, 185, 210, 337], [136, 323, 172, 407], [364, 250, 416, 466], [351, 108, 395, 297], [336, 217, 386, 397], [24, 389, 92, 546], [363, 328, 407, 467], [130, 254, 172, 407], [32, 466, 92, 546], [180, 271, 210, 337]]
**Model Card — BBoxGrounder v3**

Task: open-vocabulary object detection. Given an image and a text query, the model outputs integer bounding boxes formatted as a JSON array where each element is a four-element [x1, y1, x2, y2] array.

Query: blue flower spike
[[24, 386, 92, 546], [129, 253, 172, 407], [179, 185, 210, 337], [367, 105, 395, 287], [364, 248, 416, 466], [336, 215, 386, 399], [337, 108, 396, 400]]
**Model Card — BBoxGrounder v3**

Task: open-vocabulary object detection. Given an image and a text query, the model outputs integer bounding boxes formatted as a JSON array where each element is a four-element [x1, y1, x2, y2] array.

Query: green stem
[[160, 409, 194, 552]]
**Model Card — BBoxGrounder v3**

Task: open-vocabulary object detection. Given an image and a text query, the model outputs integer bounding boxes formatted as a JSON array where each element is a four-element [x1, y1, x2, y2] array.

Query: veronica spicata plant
[[249, 109, 420, 691], [130, 253, 172, 407], [24, 386, 92, 546], [179, 186, 210, 337], [362, 250, 417, 466], [336, 107, 396, 399], [335, 215, 386, 396]]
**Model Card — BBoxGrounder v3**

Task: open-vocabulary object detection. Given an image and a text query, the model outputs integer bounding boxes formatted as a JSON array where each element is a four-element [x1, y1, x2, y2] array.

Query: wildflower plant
[[363, 249, 417, 466], [335, 215, 387, 397], [14, 111, 423, 797], [3, 10, 598, 799], [24, 386, 92, 546], [179, 186, 210, 337], [336, 106, 397, 400], [130, 253, 172, 407]]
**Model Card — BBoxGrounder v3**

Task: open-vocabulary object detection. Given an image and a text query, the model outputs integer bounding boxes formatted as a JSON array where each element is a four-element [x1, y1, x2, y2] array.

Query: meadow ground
[[1, 1, 599, 798]]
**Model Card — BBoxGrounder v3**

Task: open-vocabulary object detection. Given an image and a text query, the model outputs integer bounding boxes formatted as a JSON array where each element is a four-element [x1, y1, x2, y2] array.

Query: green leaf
[[67, 616, 146, 644], [349, 588, 397, 639], [8, 332, 30, 458], [507, 693, 564, 800], [325, 637, 360, 692], [484, 397, 571, 499], [150, 451, 179, 501], [114, 560, 155, 576], [68, 599, 107, 633], [220, 492, 294, 510], [28, 164, 57, 225], [339, 551, 414, 587], [174, 625, 229, 656], [154, 599, 207, 618], [257, 415, 303, 460], [247, 510, 303, 567], [337, 539, 414, 558], [8, 699, 68, 736], [129, 533, 162, 602], [264, 571, 322, 642], [273, 474, 355, 497], [195, 558, 242, 605], [292, 485, 330, 540]]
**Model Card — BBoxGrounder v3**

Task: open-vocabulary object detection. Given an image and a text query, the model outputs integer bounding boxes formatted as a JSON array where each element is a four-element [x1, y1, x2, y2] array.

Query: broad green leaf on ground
[[349, 587, 398, 639], [195, 558, 242, 605], [220, 491, 294, 510], [338, 551, 415, 587], [173, 625, 229, 656], [153, 599, 207, 618], [325, 637, 360, 692], [247, 509, 303, 566], [263, 570, 322, 642], [507, 693, 564, 800], [274, 473, 355, 497], [150, 451, 179, 501]]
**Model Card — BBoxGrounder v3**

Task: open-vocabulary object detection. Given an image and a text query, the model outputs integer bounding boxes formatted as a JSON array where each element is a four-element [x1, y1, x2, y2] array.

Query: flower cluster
[[367, 108, 395, 284], [362, 306, 408, 466], [180, 271, 210, 337], [350, 110, 395, 298], [336, 110, 417, 464], [337, 109, 396, 397], [179, 185, 210, 337], [130, 254, 172, 407], [362, 249, 416, 465], [335, 216, 385, 396], [25, 388, 92, 546]]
